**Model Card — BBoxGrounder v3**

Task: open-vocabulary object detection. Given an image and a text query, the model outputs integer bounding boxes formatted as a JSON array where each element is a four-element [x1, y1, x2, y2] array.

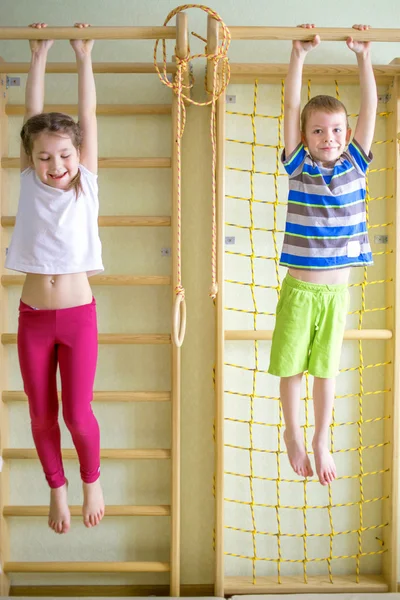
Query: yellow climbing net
[[222, 77, 393, 583]]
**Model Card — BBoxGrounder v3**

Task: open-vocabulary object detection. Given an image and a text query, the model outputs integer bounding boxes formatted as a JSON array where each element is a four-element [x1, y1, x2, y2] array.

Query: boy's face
[[302, 110, 351, 167]]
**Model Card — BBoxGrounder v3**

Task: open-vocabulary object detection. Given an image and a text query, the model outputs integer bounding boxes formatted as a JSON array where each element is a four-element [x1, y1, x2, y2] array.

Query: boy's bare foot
[[82, 479, 105, 527], [283, 429, 313, 477], [312, 440, 337, 485], [48, 481, 70, 534]]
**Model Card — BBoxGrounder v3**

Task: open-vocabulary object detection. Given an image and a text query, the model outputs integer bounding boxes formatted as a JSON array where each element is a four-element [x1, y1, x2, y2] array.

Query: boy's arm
[[347, 24, 377, 155], [284, 24, 320, 158], [21, 23, 53, 172], [70, 23, 97, 174]]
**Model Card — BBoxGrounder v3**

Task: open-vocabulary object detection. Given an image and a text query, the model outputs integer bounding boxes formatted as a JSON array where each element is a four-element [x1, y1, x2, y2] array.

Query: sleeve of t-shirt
[[281, 143, 307, 176], [348, 139, 373, 174], [79, 163, 99, 199]]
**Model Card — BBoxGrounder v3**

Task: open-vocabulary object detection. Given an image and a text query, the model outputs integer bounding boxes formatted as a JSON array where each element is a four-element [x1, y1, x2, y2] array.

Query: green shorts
[[268, 273, 349, 379]]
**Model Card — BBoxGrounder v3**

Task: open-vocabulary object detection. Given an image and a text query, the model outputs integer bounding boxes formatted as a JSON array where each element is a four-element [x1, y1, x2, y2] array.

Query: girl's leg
[[280, 373, 313, 477], [312, 376, 337, 486], [57, 300, 104, 527], [17, 305, 70, 533]]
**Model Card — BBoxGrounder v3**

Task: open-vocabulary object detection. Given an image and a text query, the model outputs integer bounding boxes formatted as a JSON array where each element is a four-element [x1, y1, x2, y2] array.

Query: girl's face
[[31, 131, 80, 189]]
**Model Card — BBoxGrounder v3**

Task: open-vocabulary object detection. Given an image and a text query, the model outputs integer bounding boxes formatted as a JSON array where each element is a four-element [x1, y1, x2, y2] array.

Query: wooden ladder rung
[[1, 157, 171, 169], [1, 61, 176, 74], [1, 275, 171, 287], [2, 390, 171, 402], [2, 215, 171, 227], [4, 505, 171, 517], [3, 448, 171, 460], [2, 333, 171, 345], [225, 329, 393, 341], [4, 561, 170, 573], [6, 104, 172, 116]]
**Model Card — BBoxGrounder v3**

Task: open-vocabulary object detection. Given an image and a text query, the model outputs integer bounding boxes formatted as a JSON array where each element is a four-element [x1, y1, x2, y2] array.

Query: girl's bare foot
[[312, 439, 337, 485], [48, 481, 70, 534], [82, 478, 105, 527], [283, 429, 313, 477]]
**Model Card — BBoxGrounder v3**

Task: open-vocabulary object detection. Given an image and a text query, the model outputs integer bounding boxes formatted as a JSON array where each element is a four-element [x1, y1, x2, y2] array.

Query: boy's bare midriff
[[21, 272, 93, 309], [288, 267, 350, 285]]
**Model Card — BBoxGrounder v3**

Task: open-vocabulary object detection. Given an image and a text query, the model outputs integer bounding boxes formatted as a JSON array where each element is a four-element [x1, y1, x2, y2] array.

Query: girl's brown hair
[[20, 112, 83, 197], [300, 95, 349, 133]]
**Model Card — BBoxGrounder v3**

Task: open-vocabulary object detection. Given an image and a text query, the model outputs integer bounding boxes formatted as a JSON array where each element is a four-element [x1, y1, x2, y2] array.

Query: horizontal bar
[[4, 505, 170, 517], [2, 333, 171, 344], [0, 26, 176, 40], [2, 215, 171, 227], [1, 62, 175, 74], [225, 329, 392, 341], [4, 561, 170, 573], [227, 26, 400, 42], [6, 104, 172, 116], [1, 275, 171, 286], [3, 390, 171, 402], [2, 157, 171, 168], [3, 448, 171, 460], [224, 574, 387, 594], [229, 63, 400, 84]]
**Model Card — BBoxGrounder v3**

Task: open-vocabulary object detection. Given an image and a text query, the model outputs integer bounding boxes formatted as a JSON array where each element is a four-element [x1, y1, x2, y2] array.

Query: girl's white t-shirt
[[5, 164, 104, 276]]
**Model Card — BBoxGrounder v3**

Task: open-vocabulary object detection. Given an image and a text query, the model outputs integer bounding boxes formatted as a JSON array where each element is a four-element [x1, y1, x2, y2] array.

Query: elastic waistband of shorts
[[19, 297, 96, 313], [283, 273, 348, 294]]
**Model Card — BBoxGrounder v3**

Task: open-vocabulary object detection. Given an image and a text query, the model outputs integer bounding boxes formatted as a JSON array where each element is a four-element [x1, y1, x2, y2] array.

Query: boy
[[268, 24, 377, 486]]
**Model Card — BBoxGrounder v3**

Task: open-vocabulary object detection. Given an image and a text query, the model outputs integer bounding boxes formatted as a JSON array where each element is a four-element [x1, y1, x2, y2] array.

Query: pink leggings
[[17, 298, 100, 489]]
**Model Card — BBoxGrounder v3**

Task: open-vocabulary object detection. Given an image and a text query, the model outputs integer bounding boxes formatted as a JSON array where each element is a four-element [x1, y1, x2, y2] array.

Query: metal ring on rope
[[172, 290, 187, 347]]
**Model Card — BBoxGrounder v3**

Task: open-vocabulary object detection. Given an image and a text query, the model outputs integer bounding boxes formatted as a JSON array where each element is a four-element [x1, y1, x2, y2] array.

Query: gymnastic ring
[[172, 292, 186, 347]]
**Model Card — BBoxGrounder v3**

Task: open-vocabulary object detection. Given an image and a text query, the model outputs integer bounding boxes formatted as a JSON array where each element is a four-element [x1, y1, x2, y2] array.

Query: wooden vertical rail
[[214, 92, 226, 598], [170, 11, 188, 597], [206, 15, 226, 597], [206, 15, 219, 94], [0, 59, 10, 596], [383, 74, 400, 591]]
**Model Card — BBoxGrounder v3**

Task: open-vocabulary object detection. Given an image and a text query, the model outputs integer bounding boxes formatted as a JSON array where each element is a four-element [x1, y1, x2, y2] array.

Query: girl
[[6, 22, 105, 533]]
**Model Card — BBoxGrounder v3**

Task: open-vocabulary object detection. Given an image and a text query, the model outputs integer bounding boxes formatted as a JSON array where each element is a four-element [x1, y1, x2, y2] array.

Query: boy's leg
[[280, 373, 313, 477], [312, 377, 337, 486], [17, 304, 70, 534], [57, 300, 104, 528]]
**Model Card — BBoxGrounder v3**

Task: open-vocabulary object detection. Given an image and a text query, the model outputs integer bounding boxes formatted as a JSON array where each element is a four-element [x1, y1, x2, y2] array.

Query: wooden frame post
[[170, 11, 188, 597], [383, 70, 400, 592], [0, 58, 10, 597]]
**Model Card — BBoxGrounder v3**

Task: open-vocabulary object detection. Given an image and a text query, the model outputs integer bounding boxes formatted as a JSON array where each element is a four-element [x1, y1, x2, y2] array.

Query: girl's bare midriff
[[21, 272, 92, 309], [288, 267, 350, 285]]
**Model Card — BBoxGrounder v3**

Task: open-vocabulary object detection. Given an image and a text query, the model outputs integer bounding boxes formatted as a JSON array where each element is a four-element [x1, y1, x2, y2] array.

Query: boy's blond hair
[[300, 95, 349, 133]]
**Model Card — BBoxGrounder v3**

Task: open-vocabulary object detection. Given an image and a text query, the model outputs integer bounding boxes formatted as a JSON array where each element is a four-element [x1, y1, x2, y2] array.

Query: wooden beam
[[1, 275, 171, 287], [2, 62, 176, 74], [229, 63, 400, 84], [3, 448, 171, 460], [2, 215, 171, 227], [1, 157, 171, 169], [226, 26, 400, 43], [225, 329, 392, 341], [2, 333, 171, 345], [4, 505, 171, 517], [6, 104, 172, 116], [224, 574, 387, 594], [5, 561, 170, 573], [0, 27, 176, 40], [2, 390, 171, 403]]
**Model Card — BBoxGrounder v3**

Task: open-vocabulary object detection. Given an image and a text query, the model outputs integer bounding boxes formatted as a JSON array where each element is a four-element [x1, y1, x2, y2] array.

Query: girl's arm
[[70, 23, 97, 174], [21, 22, 53, 172]]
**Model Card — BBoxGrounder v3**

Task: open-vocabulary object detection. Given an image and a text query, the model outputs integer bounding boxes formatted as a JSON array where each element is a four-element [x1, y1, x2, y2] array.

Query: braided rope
[[154, 4, 231, 322]]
